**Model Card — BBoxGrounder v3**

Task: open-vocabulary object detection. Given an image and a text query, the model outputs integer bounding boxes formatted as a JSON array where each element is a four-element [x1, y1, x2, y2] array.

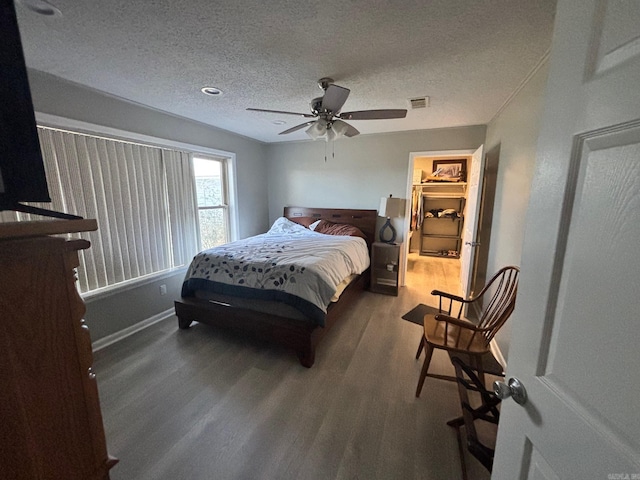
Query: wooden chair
[[415, 265, 519, 397], [447, 356, 501, 479]]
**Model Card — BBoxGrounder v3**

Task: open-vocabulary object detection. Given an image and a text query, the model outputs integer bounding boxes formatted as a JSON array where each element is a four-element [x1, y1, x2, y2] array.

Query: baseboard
[[490, 340, 507, 371], [92, 308, 175, 352]]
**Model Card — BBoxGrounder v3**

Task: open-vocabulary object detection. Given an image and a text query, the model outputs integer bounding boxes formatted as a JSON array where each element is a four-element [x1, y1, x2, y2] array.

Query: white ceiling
[[15, 0, 557, 144]]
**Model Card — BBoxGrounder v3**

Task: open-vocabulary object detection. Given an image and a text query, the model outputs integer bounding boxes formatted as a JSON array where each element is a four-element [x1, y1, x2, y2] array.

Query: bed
[[174, 207, 378, 367]]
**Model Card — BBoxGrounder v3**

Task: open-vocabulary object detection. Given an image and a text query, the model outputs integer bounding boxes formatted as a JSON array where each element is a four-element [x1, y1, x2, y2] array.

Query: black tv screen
[[0, 0, 51, 211]]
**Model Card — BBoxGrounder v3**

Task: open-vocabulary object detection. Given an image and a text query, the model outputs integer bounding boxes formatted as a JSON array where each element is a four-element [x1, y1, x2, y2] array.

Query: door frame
[[403, 149, 478, 286], [467, 144, 501, 317]]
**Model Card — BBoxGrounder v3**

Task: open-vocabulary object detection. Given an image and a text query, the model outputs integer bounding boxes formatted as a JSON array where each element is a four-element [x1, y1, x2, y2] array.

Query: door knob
[[465, 241, 481, 246], [493, 377, 527, 405]]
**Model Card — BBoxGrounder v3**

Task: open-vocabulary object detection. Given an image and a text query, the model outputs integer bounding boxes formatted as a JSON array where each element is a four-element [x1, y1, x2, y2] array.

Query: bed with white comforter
[[181, 217, 370, 326]]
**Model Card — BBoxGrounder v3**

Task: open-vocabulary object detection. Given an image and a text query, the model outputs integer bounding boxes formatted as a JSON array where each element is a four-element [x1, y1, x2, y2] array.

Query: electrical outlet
[[159, 284, 167, 296]]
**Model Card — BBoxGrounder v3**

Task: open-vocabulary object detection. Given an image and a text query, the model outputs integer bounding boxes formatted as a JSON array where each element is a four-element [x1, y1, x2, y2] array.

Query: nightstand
[[370, 242, 403, 296]]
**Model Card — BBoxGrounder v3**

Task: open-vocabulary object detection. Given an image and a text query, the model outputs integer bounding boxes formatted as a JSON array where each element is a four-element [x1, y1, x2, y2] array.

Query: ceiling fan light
[[325, 128, 337, 142], [306, 121, 325, 140], [332, 120, 349, 138]]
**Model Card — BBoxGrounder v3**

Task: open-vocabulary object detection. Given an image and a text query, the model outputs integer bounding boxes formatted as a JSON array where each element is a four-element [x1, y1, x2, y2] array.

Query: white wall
[[484, 60, 550, 360], [265, 126, 486, 241]]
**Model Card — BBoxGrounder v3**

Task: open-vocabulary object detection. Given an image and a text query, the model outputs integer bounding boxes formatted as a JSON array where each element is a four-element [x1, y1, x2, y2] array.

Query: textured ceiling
[[15, 0, 557, 143]]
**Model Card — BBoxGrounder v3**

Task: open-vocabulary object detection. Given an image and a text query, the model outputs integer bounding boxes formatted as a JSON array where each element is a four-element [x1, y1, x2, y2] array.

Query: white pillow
[[309, 220, 321, 231], [268, 217, 308, 235]]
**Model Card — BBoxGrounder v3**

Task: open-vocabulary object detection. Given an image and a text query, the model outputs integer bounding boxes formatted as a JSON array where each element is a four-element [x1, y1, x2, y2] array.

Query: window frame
[[193, 154, 232, 250], [29, 113, 239, 300]]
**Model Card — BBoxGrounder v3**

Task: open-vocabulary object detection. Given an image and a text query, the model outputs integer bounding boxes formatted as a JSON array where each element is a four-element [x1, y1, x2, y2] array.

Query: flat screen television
[[0, 0, 79, 219]]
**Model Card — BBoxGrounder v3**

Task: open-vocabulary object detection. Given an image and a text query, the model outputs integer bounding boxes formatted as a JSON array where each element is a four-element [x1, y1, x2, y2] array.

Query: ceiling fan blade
[[321, 84, 350, 113], [247, 107, 315, 118], [340, 109, 407, 120], [279, 121, 317, 135], [343, 123, 359, 137], [332, 120, 359, 137]]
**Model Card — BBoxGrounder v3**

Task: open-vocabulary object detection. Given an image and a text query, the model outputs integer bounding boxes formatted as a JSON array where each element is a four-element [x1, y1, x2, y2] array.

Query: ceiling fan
[[247, 77, 407, 140]]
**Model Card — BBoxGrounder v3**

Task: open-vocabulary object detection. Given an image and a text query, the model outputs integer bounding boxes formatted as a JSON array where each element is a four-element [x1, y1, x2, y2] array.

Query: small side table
[[370, 241, 403, 296]]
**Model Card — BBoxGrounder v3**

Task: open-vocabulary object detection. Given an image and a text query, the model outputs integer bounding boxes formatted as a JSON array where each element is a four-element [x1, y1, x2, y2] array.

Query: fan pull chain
[[322, 139, 337, 162]]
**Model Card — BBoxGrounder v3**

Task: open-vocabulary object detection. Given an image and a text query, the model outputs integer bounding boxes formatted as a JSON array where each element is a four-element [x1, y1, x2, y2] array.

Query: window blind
[[163, 149, 199, 268], [0, 127, 199, 293]]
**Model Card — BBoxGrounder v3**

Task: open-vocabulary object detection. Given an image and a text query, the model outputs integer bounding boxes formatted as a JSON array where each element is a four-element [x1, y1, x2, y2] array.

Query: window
[[193, 156, 230, 249], [0, 125, 236, 295]]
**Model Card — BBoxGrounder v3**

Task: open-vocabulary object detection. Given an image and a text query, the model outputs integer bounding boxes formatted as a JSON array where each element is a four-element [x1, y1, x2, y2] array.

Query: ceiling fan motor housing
[[318, 77, 334, 91], [310, 97, 324, 115]]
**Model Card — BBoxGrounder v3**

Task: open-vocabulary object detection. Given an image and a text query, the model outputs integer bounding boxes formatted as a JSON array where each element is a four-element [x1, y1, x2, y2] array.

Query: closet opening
[[402, 147, 487, 313]]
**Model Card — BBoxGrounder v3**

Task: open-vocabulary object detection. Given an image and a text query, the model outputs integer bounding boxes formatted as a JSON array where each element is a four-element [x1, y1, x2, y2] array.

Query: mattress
[[181, 217, 370, 326]]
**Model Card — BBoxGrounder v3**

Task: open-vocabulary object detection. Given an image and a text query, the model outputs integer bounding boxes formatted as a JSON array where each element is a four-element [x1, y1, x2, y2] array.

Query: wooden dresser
[[0, 220, 117, 479]]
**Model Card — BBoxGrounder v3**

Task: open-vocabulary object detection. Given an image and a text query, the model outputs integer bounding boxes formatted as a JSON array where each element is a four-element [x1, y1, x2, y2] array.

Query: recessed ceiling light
[[201, 87, 223, 96], [272, 120, 286, 125], [17, 0, 62, 16]]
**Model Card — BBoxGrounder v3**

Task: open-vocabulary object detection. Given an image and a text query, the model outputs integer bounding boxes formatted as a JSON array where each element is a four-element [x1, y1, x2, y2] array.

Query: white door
[[460, 144, 484, 299], [492, 0, 640, 478]]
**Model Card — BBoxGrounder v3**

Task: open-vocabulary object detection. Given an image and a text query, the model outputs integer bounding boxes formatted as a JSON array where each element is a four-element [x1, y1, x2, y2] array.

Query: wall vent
[[409, 97, 430, 109]]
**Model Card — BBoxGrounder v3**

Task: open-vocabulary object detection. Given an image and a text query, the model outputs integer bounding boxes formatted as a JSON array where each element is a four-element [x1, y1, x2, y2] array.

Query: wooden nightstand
[[370, 241, 403, 296]]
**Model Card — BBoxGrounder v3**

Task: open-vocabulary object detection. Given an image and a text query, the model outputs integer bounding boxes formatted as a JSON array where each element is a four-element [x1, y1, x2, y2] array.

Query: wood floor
[[93, 255, 492, 480]]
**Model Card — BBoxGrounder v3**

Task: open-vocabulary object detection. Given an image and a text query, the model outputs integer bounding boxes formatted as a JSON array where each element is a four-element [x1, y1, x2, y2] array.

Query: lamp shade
[[306, 119, 348, 142], [305, 120, 325, 140], [325, 127, 337, 142], [379, 196, 404, 218], [331, 120, 349, 137]]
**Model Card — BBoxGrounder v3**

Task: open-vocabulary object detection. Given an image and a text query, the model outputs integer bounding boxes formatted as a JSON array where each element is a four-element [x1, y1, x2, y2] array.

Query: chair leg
[[472, 355, 486, 390], [449, 421, 469, 480], [415, 336, 425, 359], [415, 343, 434, 398]]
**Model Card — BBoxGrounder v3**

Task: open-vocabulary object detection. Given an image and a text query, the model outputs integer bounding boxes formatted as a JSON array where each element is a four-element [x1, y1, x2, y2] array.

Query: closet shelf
[[416, 183, 466, 199], [419, 193, 466, 259], [422, 233, 461, 239]]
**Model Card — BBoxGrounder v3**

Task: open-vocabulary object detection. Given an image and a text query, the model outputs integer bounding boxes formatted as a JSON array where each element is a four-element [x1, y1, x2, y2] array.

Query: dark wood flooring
[[93, 256, 492, 480]]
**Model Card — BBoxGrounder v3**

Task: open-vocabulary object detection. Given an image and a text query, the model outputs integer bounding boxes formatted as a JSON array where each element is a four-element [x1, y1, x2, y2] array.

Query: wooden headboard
[[284, 206, 378, 247]]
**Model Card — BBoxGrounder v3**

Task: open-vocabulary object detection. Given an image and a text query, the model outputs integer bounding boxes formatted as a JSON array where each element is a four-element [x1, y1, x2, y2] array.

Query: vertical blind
[[0, 127, 199, 293], [163, 149, 199, 268]]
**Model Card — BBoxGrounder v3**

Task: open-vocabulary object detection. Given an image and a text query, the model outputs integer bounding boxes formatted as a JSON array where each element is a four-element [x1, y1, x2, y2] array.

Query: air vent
[[409, 97, 430, 109]]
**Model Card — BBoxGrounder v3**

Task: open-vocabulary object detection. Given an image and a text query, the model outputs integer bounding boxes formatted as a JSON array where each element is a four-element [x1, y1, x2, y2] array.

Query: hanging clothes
[[411, 186, 423, 231]]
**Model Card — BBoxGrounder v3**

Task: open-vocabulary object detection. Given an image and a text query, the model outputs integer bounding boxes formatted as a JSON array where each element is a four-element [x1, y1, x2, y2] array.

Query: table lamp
[[378, 194, 404, 244]]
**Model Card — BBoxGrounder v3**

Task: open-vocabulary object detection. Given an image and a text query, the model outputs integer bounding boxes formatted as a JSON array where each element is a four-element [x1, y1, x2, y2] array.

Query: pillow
[[309, 220, 321, 231], [268, 216, 308, 234], [313, 219, 367, 241], [288, 216, 317, 228]]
